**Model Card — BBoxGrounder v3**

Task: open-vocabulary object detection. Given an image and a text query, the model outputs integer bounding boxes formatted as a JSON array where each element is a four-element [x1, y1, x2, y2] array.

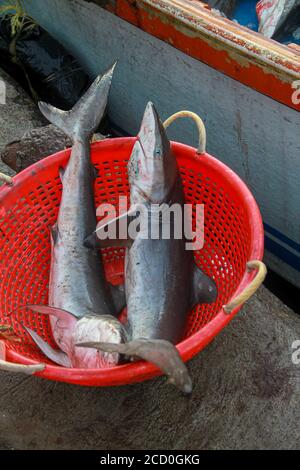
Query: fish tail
[[38, 62, 116, 141], [76, 338, 193, 395]]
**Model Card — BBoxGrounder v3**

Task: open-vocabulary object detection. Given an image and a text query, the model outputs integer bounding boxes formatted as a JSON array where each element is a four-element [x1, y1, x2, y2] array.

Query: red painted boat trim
[[102, 0, 300, 111]]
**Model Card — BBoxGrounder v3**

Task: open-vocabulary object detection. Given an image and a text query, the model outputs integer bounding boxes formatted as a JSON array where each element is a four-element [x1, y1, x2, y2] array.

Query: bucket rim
[[1, 137, 264, 386]]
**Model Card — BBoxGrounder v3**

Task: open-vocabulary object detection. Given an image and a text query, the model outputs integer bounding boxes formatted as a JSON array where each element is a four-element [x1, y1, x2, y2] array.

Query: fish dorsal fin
[[191, 263, 218, 307], [84, 236, 133, 249], [76, 338, 192, 395], [24, 326, 72, 368]]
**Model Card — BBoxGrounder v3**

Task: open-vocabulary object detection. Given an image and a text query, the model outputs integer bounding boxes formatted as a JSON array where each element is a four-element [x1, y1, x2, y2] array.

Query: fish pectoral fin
[[15, 304, 79, 324], [76, 339, 193, 395], [110, 284, 126, 313], [0, 339, 45, 375], [84, 206, 139, 250], [26, 305, 77, 319], [24, 326, 72, 368], [84, 235, 132, 249], [191, 263, 218, 307]]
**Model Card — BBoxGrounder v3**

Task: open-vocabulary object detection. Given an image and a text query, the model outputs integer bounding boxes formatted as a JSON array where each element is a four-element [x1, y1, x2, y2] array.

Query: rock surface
[[0, 67, 105, 173], [1, 124, 72, 172], [0, 286, 299, 450], [1, 124, 105, 172], [0, 68, 44, 179]]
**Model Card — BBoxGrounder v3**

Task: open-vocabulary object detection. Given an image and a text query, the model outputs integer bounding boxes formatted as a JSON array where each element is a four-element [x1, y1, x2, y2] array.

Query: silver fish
[[20, 63, 127, 369], [81, 102, 217, 393]]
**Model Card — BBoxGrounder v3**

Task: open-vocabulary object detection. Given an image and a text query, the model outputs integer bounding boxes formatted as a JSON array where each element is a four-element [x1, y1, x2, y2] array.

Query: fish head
[[72, 315, 127, 368], [128, 102, 178, 205]]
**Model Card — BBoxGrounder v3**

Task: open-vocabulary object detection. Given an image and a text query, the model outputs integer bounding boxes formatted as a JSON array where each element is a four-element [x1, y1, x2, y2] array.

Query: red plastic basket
[[0, 137, 264, 386]]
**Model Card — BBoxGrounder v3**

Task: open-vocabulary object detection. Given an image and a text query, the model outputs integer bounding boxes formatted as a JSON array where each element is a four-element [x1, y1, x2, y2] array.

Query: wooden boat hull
[[23, 0, 300, 288]]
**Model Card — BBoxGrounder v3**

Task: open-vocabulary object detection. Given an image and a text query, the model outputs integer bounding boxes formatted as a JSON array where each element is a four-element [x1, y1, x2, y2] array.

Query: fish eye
[[155, 147, 162, 157]]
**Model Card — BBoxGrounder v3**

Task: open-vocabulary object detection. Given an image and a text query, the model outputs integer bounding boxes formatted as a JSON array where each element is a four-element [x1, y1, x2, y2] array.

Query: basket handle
[[0, 171, 13, 185], [223, 260, 267, 314], [0, 339, 45, 375], [0, 358, 45, 375], [163, 111, 206, 154]]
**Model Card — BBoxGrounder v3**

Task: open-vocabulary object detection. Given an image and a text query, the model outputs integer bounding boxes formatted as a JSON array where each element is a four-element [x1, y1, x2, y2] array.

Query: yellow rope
[[0, 358, 45, 374], [163, 111, 206, 154], [224, 260, 267, 314], [0, 172, 13, 185]]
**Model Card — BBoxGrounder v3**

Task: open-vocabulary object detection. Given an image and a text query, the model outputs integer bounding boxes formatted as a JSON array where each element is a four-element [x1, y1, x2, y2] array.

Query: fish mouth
[[137, 101, 164, 161], [128, 102, 177, 203], [95, 61, 117, 85]]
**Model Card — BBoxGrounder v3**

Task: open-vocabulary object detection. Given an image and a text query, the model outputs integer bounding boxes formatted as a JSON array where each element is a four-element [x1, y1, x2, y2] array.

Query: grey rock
[[1, 124, 105, 172], [0, 286, 299, 450], [0, 68, 43, 179], [1, 124, 72, 172], [0, 68, 104, 173]]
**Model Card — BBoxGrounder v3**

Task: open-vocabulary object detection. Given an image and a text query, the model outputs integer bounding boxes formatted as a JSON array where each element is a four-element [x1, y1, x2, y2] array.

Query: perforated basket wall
[[0, 138, 264, 386]]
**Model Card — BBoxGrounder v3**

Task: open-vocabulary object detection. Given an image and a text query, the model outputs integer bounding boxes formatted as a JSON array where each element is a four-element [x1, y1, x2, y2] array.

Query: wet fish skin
[[21, 64, 127, 369], [125, 186, 193, 345], [126, 103, 217, 345]]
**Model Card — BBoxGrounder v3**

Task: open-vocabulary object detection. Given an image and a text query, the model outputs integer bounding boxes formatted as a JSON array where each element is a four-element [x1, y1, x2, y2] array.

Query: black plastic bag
[[0, 16, 90, 109], [206, 1, 237, 19], [274, 6, 300, 42]]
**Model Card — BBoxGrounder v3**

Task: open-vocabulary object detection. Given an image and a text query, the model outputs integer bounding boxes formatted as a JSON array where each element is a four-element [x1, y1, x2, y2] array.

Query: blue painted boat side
[[265, 235, 300, 271]]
